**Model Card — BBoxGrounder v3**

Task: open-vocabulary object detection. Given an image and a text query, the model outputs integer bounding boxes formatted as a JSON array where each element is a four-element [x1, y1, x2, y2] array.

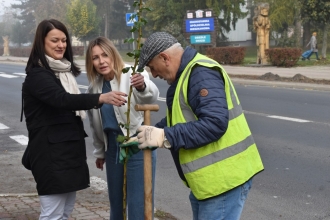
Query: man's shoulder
[[189, 65, 223, 89]]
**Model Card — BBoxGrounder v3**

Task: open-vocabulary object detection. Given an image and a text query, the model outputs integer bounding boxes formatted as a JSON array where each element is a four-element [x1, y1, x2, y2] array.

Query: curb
[[231, 78, 330, 91]]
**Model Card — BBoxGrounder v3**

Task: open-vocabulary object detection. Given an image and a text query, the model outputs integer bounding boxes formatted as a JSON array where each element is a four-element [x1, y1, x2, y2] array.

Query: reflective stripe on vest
[[167, 53, 264, 200]]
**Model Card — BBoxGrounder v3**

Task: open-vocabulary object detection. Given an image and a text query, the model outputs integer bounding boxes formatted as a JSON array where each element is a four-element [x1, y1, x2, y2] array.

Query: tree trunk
[[294, 7, 302, 48], [321, 24, 328, 59], [83, 41, 87, 57], [294, 19, 302, 47], [303, 22, 311, 47]]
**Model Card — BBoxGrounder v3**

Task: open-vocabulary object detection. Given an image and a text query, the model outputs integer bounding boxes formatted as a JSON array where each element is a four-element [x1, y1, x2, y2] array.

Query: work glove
[[137, 125, 165, 149], [119, 137, 140, 164]]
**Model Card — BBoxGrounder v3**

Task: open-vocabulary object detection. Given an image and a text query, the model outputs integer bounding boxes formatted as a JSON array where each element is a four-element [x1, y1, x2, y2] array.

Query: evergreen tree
[[11, 0, 37, 42], [11, 21, 29, 47]]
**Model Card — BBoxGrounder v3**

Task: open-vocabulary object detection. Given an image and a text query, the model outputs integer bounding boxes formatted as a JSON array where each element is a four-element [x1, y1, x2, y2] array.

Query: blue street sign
[[190, 34, 211, 44], [186, 18, 214, 32], [126, 13, 137, 27]]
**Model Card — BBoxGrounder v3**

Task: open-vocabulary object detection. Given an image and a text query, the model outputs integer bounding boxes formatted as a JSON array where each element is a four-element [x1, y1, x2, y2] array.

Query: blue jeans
[[189, 178, 252, 220], [105, 133, 156, 220]]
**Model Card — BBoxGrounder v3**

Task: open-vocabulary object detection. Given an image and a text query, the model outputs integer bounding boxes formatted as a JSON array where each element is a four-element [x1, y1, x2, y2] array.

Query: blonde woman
[[85, 37, 159, 220], [305, 32, 320, 60]]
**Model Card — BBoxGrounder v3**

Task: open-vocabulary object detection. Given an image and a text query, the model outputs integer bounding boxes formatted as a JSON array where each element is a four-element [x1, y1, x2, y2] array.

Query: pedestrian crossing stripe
[[13, 73, 26, 76], [0, 123, 9, 129], [0, 73, 18, 78], [10, 135, 29, 145]]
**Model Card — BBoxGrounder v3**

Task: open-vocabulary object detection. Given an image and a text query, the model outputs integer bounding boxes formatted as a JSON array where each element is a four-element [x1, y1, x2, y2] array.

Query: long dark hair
[[25, 19, 80, 76]]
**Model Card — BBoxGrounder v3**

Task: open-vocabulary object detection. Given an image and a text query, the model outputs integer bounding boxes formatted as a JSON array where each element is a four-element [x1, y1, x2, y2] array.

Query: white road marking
[[267, 115, 311, 123], [0, 73, 18, 78], [13, 73, 26, 76], [9, 135, 28, 145], [0, 123, 9, 129], [78, 85, 88, 89], [158, 97, 166, 102]]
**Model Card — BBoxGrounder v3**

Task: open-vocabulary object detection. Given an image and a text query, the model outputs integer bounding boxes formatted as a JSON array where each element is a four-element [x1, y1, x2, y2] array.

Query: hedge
[[266, 48, 302, 67], [206, 47, 246, 65]]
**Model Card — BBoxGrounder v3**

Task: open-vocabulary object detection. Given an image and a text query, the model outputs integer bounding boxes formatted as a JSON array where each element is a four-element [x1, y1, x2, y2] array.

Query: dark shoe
[[317, 58, 320, 60], [302, 57, 305, 61]]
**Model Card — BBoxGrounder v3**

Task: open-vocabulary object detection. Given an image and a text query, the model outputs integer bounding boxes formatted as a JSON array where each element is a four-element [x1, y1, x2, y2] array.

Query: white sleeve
[[133, 69, 159, 104]]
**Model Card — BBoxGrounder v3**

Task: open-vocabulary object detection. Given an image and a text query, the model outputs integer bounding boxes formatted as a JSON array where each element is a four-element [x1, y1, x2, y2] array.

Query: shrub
[[266, 48, 302, 67], [206, 47, 246, 65]]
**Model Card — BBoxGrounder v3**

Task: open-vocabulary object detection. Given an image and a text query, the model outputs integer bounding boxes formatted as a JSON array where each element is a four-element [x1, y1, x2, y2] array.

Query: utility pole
[[104, 13, 108, 38]]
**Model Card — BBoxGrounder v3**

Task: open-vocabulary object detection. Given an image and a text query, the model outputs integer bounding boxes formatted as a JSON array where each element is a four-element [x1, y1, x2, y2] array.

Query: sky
[[0, 0, 20, 14]]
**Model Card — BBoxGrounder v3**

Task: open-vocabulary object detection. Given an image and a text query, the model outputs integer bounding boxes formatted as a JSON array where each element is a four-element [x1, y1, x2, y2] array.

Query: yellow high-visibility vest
[[167, 53, 264, 200]]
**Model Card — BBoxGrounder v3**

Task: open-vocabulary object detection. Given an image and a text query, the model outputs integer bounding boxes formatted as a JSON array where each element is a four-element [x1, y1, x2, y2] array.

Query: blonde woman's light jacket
[[87, 65, 159, 158]]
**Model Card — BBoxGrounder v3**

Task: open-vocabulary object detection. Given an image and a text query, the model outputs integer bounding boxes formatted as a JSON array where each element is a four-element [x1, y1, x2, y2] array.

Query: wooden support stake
[[135, 104, 159, 220]]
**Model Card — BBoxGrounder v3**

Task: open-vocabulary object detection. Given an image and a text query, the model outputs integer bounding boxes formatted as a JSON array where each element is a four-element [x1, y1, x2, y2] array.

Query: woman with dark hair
[[22, 19, 127, 219]]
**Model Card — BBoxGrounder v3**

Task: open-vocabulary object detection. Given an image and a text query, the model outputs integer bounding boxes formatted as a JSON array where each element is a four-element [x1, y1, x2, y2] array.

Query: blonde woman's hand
[[99, 91, 127, 106], [131, 73, 146, 91], [95, 158, 105, 171]]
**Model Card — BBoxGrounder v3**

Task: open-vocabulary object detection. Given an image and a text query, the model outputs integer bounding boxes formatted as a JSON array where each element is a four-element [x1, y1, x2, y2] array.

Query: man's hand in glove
[[119, 137, 140, 164], [137, 125, 165, 149]]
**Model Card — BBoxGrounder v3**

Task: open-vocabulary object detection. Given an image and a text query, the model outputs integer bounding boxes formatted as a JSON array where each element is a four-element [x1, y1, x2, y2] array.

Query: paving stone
[[0, 195, 113, 219]]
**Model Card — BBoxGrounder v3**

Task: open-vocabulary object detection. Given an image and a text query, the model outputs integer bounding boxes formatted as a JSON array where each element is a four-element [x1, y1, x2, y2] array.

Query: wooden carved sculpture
[[2, 36, 10, 56], [253, 3, 270, 64]]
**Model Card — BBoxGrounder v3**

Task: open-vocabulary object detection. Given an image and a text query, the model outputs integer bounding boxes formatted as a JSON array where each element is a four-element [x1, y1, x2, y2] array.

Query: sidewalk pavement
[[0, 55, 329, 219], [0, 193, 110, 220]]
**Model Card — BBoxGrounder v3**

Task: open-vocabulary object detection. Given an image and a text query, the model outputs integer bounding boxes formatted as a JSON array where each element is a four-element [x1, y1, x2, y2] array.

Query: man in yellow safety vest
[[136, 32, 264, 220]]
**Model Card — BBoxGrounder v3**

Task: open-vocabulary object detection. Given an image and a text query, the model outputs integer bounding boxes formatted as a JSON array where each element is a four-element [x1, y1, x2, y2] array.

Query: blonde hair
[[86, 37, 125, 85]]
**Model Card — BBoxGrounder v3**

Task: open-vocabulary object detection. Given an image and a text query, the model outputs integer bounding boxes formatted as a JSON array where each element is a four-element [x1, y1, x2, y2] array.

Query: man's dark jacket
[[155, 47, 229, 184]]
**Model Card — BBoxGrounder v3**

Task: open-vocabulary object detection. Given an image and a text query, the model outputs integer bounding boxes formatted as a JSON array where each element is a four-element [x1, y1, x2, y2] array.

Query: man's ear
[[159, 52, 169, 61], [159, 52, 170, 65]]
